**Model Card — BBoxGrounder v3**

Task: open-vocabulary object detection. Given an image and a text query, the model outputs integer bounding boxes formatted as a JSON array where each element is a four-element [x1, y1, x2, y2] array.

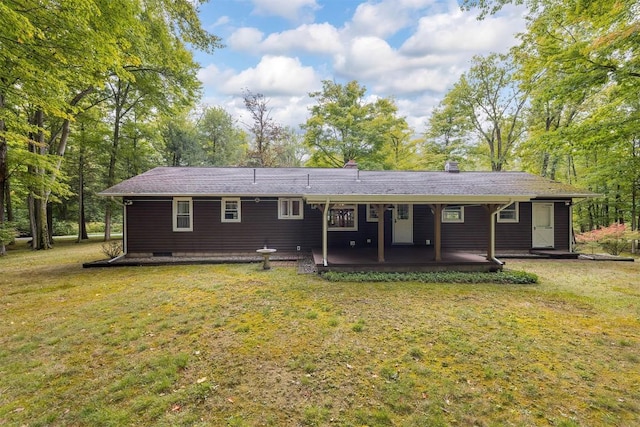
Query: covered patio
[[312, 246, 502, 273]]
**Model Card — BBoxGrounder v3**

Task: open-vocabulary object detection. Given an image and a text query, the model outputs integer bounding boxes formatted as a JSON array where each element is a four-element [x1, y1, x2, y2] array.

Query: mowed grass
[[1, 241, 639, 426]]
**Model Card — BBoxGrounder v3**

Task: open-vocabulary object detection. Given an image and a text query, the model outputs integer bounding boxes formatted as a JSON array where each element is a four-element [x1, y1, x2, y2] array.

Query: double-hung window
[[442, 206, 464, 223], [328, 204, 358, 231], [278, 198, 304, 219], [498, 202, 519, 223], [221, 198, 241, 222], [173, 197, 193, 231]]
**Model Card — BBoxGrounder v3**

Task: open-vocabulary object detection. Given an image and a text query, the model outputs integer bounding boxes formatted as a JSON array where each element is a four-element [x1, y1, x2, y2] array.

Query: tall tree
[[423, 95, 475, 170], [270, 127, 307, 167], [0, 0, 220, 252], [198, 106, 248, 166], [162, 115, 202, 166], [302, 80, 408, 169], [242, 90, 284, 167], [437, 54, 529, 171], [379, 117, 421, 170], [464, 0, 640, 231]]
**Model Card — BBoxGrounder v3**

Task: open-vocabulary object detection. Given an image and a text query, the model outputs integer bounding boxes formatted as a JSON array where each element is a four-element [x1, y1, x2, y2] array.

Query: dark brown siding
[[126, 197, 323, 254], [125, 199, 571, 254], [554, 202, 570, 250], [496, 203, 532, 250], [413, 205, 433, 246], [439, 202, 570, 251], [441, 206, 489, 250]]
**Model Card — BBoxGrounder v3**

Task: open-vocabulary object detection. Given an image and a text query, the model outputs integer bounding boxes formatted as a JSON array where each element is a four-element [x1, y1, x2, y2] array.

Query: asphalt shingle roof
[[99, 167, 596, 201]]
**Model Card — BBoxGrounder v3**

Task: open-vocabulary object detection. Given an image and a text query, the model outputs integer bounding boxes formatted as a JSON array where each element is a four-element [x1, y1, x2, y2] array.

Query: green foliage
[[422, 101, 473, 170], [1, 0, 221, 249], [199, 106, 248, 166], [0, 221, 16, 246], [86, 222, 122, 234], [429, 53, 528, 171], [321, 270, 538, 284], [303, 80, 409, 169], [54, 221, 78, 237]]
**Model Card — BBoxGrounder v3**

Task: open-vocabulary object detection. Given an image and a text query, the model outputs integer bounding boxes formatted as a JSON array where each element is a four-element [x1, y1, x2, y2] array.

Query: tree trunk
[[77, 140, 88, 242], [47, 202, 53, 244], [27, 194, 37, 248], [5, 178, 12, 221], [104, 86, 124, 242], [0, 91, 7, 255], [29, 110, 53, 250]]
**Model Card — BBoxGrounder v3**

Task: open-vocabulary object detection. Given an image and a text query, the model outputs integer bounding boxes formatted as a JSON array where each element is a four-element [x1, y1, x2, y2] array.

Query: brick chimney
[[444, 161, 459, 173], [343, 159, 358, 169]]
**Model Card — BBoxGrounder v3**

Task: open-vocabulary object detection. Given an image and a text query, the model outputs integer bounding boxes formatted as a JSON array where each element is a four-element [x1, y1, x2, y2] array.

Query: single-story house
[[99, 162, 595, 271]]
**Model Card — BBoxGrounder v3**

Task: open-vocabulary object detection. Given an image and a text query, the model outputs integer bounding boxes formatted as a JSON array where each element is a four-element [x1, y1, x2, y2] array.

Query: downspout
[[488, 210, 502, 266], [322, 199, 330, 266], [568, 201, 574, 252], [487, 200, 516, 265]]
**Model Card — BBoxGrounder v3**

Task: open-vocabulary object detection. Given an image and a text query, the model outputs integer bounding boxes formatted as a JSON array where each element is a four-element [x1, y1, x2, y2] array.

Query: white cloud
[[400, 3, 526, 56], [220, 55, 321, 97], [227, 27, 264, 53], [261, 23, 342, 55], [333, 35, 466, 95], [333, 36, 397, 79], [197, 64, 236, 87], [195, 0, 528, 134], [251, 0, 320, 22], [210, 16, 230, 29], [347, 0, 435, 38], [396, 93, 443, 131], [348, 2, 410, 38]]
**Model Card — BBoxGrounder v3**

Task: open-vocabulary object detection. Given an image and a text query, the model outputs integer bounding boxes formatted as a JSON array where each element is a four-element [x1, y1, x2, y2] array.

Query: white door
[[532, 203, 554, 248], [393, 204, 413, 244]]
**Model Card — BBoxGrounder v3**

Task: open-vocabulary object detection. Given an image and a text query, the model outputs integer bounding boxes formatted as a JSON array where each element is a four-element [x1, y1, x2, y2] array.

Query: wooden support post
[[322, 200, 330, 266], [433, 204, 443, 262], [376, 204, 385, 263]]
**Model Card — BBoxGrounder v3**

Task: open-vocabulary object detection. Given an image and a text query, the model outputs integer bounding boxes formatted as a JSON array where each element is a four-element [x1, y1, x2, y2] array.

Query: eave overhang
[[99, 192, 596, 203], [303, 194, 535, 204]]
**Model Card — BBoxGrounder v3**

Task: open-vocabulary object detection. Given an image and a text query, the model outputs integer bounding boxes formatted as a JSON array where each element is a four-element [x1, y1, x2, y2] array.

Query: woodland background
[[1, 0, 638, 255]]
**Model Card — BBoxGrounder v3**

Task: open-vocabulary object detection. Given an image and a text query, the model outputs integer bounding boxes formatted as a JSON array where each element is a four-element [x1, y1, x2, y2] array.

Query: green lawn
[[1, 240, 639, 426]]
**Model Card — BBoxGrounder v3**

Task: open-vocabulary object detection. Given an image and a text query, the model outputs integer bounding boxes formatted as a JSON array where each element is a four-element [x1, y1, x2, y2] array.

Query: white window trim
[[328, 204, 358, 231], [497, 202, 519, 223], [442, 206, 464, 223], [366, 204, 379, 222], [221, 197, 241, 223], [278, 198, 304, 220], [173, 197, 193, 232]]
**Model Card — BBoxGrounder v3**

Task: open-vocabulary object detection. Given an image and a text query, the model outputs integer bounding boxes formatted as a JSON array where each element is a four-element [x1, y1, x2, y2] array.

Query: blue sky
[[194, 0, 527, 131]]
